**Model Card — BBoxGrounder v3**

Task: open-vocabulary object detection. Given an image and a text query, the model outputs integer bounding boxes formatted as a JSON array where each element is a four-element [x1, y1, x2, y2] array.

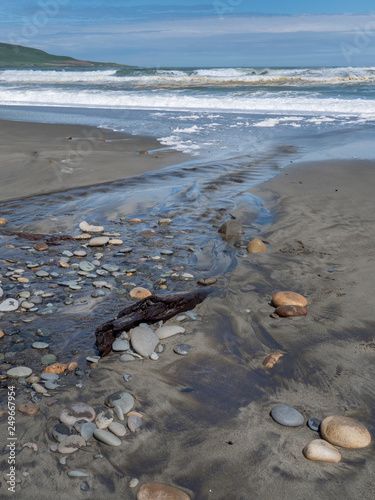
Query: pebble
[[35, 270, 49, 278], [37, 306, 58, 315], [95, 406, 114, 429], [105, 391, 135, 414], [137, 483, 191, 500], [150, 352, 159, 360], [197, 277, 217, 286], [74, 250, 87, 257], [32, 383, 47, 394], [68, 471, 90, 478], [320, 415, 371, 449], [79, 261, 96, 272], [160, 249, 174, 256], [0, 217, 8, 225], [41, 354, 57, 365], [113, 406, 124, 420], [59, 457, 68, 465], [45, 380, 60, 390], [40, 372, 59, 382], [272, 291, 308, 308], [74, 233, 91, 240], [118, 247, 133, 253], [129, 325, 159, 356], [80, 422, 97, 441], [156, 325, 185, 340], [53, 423, 76, 443], [270, 404, 304, 427], [173, 344, 190, 356], [34, 242, 49, 252], [59, 402, 96, 426], [218, 219, 243, 237], [129, 287, 152, 299], [44, 363, 67, 374], [128, 415, 142, 432], [81, 482, 90, 491], [7, 366, 32, 379], [0, 298, 19, 312], [68, 362, 78, 371], [32, 342, 49, 349], [262, 353, 283, 368], [129, 478, 139, 488], [123, 373, 132, 382], [79, 221, 104, 233], [18, 403, 40, 415], [88, 237, 109, 247], [93, 429, 121, 447], [307, 417, 322, 432], [112, 339, 130, 351], [86, 355, 101, 363], [247, 239, 267, 253], [58, 435, 86, 454], [275, 305, 307, 317], [303, 439, 342, 463], [108, 422, 126, 437], [120, 354, 135, 362], [109, 238, 123, 245], [158, 218, 172, 225]]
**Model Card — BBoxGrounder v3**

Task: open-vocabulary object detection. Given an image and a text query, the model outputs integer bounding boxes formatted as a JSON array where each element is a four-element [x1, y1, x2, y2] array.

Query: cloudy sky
[[1, 0, 375, 66]]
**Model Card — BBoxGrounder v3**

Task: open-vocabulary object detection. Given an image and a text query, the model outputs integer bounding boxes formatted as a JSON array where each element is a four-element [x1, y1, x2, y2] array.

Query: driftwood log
[[95, 287, 214, 357]]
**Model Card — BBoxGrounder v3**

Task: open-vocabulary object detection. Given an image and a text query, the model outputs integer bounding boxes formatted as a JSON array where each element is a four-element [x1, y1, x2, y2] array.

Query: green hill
[[0, 43, 125, 68]]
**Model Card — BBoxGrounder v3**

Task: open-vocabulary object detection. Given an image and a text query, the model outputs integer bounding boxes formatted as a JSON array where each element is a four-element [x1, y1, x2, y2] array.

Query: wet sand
[[0, 119, 188, 202], [1, 150, 375, 498]]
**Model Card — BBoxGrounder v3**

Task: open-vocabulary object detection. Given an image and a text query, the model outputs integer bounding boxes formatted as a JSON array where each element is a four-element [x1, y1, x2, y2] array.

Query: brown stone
[[18, 403, 40, 415], [262, 353, 283, 368], [129, 287, 152, 299], [44, 363, 67, 374], [247, 238, 267, 253], [274, 305, 307, 317], [0, 330, 4, 339], [197, 277, 218, 286], [34, 242, 49, 252], [130, 218, 142, 223], [321, 415, 371, 449], [272, 291, 307, 308], [303, 439, 342, 463], [137, 483, 191, 500], [0, 217, 8, 225], [67, 362, 78, 371]]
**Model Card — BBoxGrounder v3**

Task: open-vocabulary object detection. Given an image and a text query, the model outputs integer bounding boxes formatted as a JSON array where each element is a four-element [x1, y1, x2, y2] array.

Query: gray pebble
[[112, 339, 130, 352], [307, 417, 322, 432], [270, 404, 304, 427], [173, 344, 190, 356], [93, 429, 121, 446], [123, 373, 131, 382], [80, 422, 97, 441]]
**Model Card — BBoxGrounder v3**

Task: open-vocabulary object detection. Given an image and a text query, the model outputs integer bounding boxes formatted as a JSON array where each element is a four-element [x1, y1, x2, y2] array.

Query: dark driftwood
[[95, 287, 214, 357]]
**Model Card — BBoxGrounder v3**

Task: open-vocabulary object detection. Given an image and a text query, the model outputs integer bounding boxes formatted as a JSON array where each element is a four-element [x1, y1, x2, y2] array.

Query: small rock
[[262, 353, 283, 368], [130, 325, 159, 356], [68, 362, 79, 371], [0, 298, 19, 312], [79, 221, 104, 233], [247, 239, 267, 253], [123, 373, 131, 382], [32, 342, 49, 349], [53, 423, 76, 443], [80, 422, 97, 441], [197, 277, 217, 286], [158, 218, 171, 225], [307, 417, 322, 432], [45, 380, 60, 390], [59, 402, 96, 426], [173, 344, 190, 356], [303, 439, 342, 463], [68, 471, 90, 477], [274, 305, 307, 317], [129, 478, 139, 488], [150, 352, 159, 360], [44, 363, 67, 374], [7, 366, 32, 379], [81, 482, 90, 491], [129, 287, 152, 299], [272, 291, 307, 308], [79, 261, 96, 272], [0, 217, 8, 225], [113, 405, 124, 420], [34, 242, 49, 252], [88, 237, 109, 247], [108, 422, 127, 437], [156, 325, 185, 340], [137, 483, 191, 500], [95, 406, 114, 429], [40, 372, 59, 382], [270, 404, 304, 427], [109, 239, 123, 245], [18, 403, 39, 415], [112, 339, 130, 352], [218, 220, 243, 238], [128, 415, 142, 432], [32, 383, 47, 394], [106, 391, 134, 414], [35, 270, 49, 278], [320, 415, 371, 449], [120, 354, 135, 362], [58, 435, 86, 454], [93, 429, 121, 446]]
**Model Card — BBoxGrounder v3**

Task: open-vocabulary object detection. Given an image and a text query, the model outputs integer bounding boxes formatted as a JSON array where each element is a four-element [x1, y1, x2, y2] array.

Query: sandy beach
[[0, 120, 374, 500], [0, 119, 188, 202]]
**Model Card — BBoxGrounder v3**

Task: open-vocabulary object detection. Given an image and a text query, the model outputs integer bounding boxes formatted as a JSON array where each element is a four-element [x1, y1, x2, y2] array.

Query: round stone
[[74, 250, 87, 257], [0, 217, 8, 225], [272, 291, 307, 308], [173, 344, 190, 356], [129, 478, 139, 488], [247, 238, 267, 253], [0, 298, 19, 312], [137, 483, 191, 500], [156, 325, 185, 340], [320, 415, 371, 449], [40, 372, 59, 382], [79, 261, 96, 272], [32, 342, 49, 349], [80, 422, 97, 441], [275, 305, 307, 317], [88, 237, 109, 247], [44, 363, 67, 374], [158, 218, 172, 225], [32, 383, 47, 394], [128, 415, 142, 433], [59, 402, 96, 426], [105, 391, 134, 414], [53, 423, 76, 443], [129, 287, 152, 299], [18, 403, 40, 415], [7, 366, 32, 379], [130, 325, 159, 356], [307, 417, 322, 432], [120, 354, 135, 362], [197, 277, 217, 286], [79, 221, 104, 233], [102, 264, 119, 273], [108, 422, 126, 437], [95, 406, 114, 429], [34, 242, 49, 252], [303, 439, 342, 463], [109, 239, 123, 245], [160, 249, 174, 256], [112, 339, 130, 352], [58, 435, 86, 454], [35, 270, 49, 278], [93, 429, 121, 447], [270, 404, 304, 427]]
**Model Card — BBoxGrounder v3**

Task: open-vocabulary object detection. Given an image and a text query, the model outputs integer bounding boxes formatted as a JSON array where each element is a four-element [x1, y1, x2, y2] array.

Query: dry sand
[[0, 119, 187, 202], [1, 144, 374, 498]]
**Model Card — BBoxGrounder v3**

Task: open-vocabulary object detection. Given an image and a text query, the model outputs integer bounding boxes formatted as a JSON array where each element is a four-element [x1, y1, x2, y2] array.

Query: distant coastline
[[0, 42, 128, 68]]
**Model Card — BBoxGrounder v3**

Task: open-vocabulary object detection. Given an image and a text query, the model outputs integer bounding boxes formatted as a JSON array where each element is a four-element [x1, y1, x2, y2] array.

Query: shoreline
[[0, 118, 189, 202]]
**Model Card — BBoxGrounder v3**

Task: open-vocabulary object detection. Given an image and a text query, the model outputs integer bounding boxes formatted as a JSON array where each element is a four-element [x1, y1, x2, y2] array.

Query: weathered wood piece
[[95, 287, 214, 357]]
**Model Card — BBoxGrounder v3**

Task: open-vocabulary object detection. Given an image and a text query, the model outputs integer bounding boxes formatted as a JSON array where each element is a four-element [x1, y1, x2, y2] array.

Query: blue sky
[[1, 1, 375, 66]]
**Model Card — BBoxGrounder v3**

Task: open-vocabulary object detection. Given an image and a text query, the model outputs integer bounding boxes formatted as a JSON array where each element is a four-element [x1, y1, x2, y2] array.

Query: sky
[[1, 1, 375, 67]]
